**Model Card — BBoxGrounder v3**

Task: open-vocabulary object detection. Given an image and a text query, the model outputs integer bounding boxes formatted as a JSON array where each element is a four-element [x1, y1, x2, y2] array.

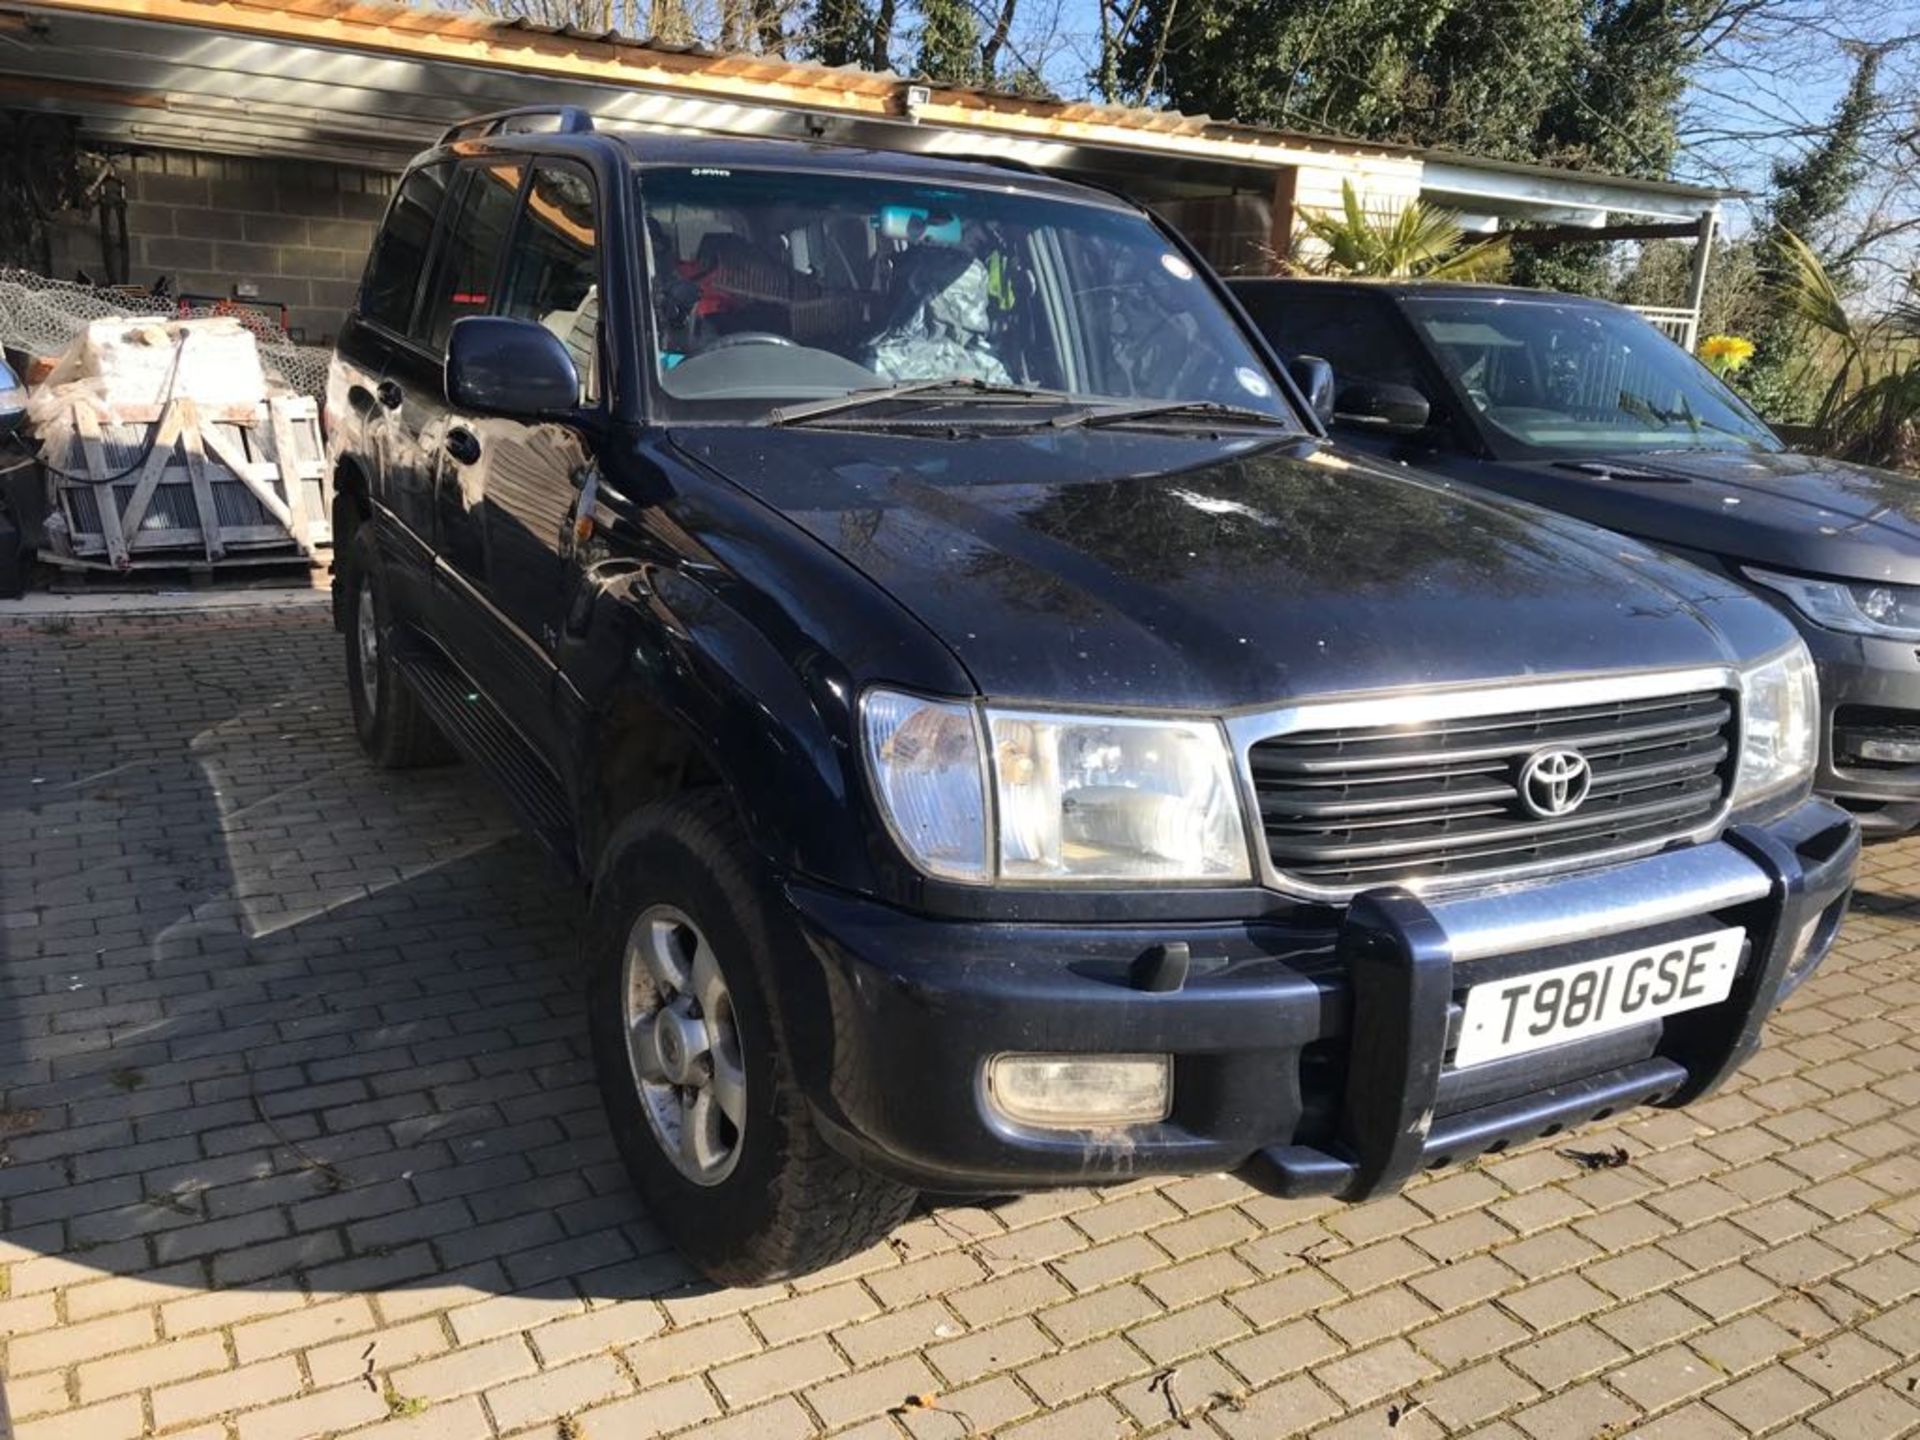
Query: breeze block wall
[[48, 148, 397, 346]]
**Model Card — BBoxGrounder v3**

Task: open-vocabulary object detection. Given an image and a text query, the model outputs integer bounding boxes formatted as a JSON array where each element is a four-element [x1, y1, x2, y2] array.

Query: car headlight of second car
[[862, 689, 1252, 885], [1732, 641, 1820, 808], [1744, 567, 1920, 643]]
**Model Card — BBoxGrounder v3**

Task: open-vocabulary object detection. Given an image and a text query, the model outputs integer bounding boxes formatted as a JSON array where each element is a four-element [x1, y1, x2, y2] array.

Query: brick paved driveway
[[2, 606, 1917, 1440]]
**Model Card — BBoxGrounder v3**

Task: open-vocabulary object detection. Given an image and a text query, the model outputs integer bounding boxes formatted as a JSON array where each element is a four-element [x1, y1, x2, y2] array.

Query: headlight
[[861, 690, 990, 883], [862, 690, 1252, 885], [1744, 567, 1920, 642], [1733, 642, 1819, 808]]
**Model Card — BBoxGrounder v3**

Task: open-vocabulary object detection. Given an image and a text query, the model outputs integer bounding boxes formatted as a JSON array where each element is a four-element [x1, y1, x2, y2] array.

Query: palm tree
[[1284, 180, 1510, 282], [1772, 228, 1920, 470]]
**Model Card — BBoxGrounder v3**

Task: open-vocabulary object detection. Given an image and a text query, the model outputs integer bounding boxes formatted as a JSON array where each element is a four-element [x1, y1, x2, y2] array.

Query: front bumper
[[1800, 623, 1920, 838], [784, 799, 1858, 1197]]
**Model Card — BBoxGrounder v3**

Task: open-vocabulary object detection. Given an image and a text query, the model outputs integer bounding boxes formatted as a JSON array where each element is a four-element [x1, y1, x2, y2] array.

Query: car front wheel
[[586, 790, 916, 1284]]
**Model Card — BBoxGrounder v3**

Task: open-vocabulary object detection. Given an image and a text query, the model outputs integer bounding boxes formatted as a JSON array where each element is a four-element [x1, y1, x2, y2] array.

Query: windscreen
[[636, 167, 1291, 422], [1404, 296, 1780, 455]]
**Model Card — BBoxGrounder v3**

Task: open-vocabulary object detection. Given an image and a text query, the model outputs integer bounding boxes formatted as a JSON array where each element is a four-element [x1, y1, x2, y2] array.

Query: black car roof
[[431, 127, 1132, 210]]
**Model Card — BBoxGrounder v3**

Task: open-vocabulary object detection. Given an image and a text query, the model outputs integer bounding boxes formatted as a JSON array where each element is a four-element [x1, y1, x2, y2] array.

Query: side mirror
[[0, 358, 26, 438], [446, 316, 580, 420], [1286, 355, 1336, 426], [1334, 380, 1431, 432]]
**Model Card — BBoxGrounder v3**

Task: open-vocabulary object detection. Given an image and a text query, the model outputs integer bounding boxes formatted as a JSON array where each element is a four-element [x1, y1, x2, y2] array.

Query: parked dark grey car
[[1230, 278, 1920, 839]]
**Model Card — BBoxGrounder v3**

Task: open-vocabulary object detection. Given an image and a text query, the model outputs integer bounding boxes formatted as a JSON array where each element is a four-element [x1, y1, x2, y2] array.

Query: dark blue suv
[[326, 108, 1858, 1284]]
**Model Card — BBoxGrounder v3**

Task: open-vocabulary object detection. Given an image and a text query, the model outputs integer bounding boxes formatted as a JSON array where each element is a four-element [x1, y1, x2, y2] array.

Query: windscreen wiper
[[1051, 399, 1295, 431], [766, 378, 1073, 426]]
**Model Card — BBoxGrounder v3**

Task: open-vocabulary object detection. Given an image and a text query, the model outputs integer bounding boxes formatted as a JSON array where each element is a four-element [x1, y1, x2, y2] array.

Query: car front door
[[345, 161, 453, 618], [435, 157, 602, 757]]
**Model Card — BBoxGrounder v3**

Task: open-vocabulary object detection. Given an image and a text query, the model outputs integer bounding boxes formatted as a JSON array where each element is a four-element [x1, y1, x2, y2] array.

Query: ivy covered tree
[[916, 0, 984, 84], [1742, 44, 1883, 419]]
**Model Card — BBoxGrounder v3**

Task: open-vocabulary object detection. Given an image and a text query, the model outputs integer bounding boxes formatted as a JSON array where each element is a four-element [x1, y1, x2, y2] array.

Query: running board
[[393, 645, 578, 871]]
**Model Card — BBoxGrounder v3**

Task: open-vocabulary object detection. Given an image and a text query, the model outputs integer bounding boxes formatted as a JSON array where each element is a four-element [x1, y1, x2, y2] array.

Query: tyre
[[342, 527, 453, 769], [587, 791, 917, 1284]]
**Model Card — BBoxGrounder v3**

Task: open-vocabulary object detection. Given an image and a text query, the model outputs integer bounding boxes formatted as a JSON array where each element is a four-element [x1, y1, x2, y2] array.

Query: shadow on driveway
[[0, 609, 732, 1323]]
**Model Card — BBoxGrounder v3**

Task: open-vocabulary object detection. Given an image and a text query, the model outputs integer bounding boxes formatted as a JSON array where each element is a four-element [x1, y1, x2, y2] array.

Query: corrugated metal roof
[[13, 0, 1722, 202]]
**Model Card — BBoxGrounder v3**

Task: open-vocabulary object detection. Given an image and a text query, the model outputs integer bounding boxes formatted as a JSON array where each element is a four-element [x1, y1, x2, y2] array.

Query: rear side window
[[362, 163, 451, 334], [499, 161, 600, 402], [1240, 288, 1425, 393], [417, 162, 526, 352]]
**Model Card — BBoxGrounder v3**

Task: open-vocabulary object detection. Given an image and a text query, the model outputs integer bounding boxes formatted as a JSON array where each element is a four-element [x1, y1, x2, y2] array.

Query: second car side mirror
[[1334, 380, 1431, 432], [446, 316, 581, 420], [1286, 355, 1336, 426]]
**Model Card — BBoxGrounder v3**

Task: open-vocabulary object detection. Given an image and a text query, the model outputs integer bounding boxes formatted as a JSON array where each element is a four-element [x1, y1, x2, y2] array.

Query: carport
[[0, 0, 1725, 346]]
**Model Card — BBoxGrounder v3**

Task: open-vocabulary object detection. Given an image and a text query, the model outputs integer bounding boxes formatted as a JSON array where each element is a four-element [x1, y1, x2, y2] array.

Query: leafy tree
[[802, 0, 872, 65], [916, 0, 983, 83], [1111, 0, 1701, 175], [1742, 44, 1884, 418]]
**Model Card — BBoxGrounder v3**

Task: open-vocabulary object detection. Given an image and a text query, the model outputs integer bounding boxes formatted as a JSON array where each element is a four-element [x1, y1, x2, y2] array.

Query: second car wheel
[[342, 528, 453, 769], [587, 790, 917, 1284]]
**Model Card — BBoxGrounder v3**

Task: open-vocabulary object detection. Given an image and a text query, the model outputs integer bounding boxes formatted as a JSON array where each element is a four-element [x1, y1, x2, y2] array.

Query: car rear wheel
[[587, 790, 916, 1284], [342, 528, 452, 769]]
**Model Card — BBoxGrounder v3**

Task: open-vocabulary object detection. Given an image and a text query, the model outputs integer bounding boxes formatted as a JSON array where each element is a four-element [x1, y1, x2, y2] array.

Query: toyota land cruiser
[[326, 107, 1859, 1285]]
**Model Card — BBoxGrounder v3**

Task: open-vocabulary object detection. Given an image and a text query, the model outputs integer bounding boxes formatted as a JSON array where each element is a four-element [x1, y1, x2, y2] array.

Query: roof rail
[[438, 106, 595, 147]]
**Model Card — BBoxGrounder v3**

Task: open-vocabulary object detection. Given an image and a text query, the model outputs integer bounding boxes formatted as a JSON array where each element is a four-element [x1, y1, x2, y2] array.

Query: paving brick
[[389, 1336, 538, 1402], [235, 1383, 389, 1440], [927, 1316, 1054, 1385], [566, 1380, 719, 1439], [151, 1356, 304, 1429], [805, 1352, 942, 1429], [13, 1397, 147, 1440], [76, 1331, 228, 1402], [10, 1308, 156, 1374], [711, 1334, 847, 1409], [485, 1354, 630, 1431], [527, 1299, 667, 1365]]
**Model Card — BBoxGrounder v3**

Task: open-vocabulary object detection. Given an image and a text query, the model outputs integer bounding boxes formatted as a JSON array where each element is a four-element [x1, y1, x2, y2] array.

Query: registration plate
[[1453, 927, 1746, 1069]]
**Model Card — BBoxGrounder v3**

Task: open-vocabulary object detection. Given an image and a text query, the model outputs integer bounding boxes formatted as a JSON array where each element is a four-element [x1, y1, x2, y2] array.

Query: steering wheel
[[699, 331, 799, 353]]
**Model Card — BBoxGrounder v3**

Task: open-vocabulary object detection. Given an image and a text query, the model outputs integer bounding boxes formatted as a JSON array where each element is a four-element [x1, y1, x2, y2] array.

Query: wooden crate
[[46, 395, 330, 569]]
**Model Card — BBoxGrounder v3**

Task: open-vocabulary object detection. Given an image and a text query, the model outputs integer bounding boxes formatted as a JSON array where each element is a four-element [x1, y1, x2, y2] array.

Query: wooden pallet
[[47, 395, 331, 569]]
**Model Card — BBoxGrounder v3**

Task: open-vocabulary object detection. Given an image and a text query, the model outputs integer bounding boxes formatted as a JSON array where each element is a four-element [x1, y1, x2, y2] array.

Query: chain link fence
[[0, 269, 330, 398]]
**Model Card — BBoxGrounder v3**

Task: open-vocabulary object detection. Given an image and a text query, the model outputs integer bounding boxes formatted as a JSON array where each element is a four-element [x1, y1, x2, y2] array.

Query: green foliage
[[1768, 230, 1920, 471], [1744, 47, 1883, 416], [802, 0, 873, 66], [1115, 0, 1698, 182], [1290, 180, 1510, 280], [915, 0, 983, 84]]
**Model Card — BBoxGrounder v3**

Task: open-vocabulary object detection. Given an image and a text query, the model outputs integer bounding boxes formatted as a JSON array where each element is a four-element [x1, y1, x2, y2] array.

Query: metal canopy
[[0, 0, 1725, 231]]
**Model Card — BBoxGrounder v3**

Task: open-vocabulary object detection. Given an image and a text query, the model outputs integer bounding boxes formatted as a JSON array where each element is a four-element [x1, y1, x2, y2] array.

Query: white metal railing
[[1627, 305, 1699, 353]]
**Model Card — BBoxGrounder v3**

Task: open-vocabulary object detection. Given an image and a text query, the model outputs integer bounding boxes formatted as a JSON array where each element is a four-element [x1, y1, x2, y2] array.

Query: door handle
[[444, 426, 482, 466], [375, 379, 404, 410]]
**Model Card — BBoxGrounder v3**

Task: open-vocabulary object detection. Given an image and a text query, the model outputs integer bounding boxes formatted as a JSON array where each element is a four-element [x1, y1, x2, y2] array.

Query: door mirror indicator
[[0, 358, 26, 439], [1286, 355, 1336, 426], [446, 316, 581, 420], [1335, 380, 1430, 432]]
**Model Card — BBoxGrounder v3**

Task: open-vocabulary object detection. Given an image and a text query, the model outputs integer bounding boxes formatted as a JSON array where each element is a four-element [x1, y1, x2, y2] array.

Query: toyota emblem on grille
[[1519, 748, 1593, 818]]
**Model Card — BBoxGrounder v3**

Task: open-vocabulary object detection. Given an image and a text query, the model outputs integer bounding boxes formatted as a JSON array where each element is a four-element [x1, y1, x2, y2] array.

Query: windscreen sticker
[[1235, 366, 1272, 398], [1160, 253, 1196, 281]]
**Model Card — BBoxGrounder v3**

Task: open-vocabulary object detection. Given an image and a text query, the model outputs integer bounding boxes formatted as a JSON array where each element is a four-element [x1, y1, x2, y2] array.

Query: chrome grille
[[1249, 689, 1738, 890]]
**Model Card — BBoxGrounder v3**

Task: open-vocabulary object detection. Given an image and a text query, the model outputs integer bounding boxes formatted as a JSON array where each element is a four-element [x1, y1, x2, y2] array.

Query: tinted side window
[[417, 162, 526, 352], [1241, 289, 1424, 393], [362, 163, 451, 334], [500, 162, 600, 402]]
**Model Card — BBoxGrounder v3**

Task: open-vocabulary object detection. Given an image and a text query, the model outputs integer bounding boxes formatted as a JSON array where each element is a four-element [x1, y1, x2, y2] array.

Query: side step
[[393, 645, 578, 870]]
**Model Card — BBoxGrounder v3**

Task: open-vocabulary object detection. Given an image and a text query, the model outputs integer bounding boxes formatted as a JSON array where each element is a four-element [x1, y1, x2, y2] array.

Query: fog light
[[985, 1054, 1171, 1129], [1856, 736, 1920, 764]]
